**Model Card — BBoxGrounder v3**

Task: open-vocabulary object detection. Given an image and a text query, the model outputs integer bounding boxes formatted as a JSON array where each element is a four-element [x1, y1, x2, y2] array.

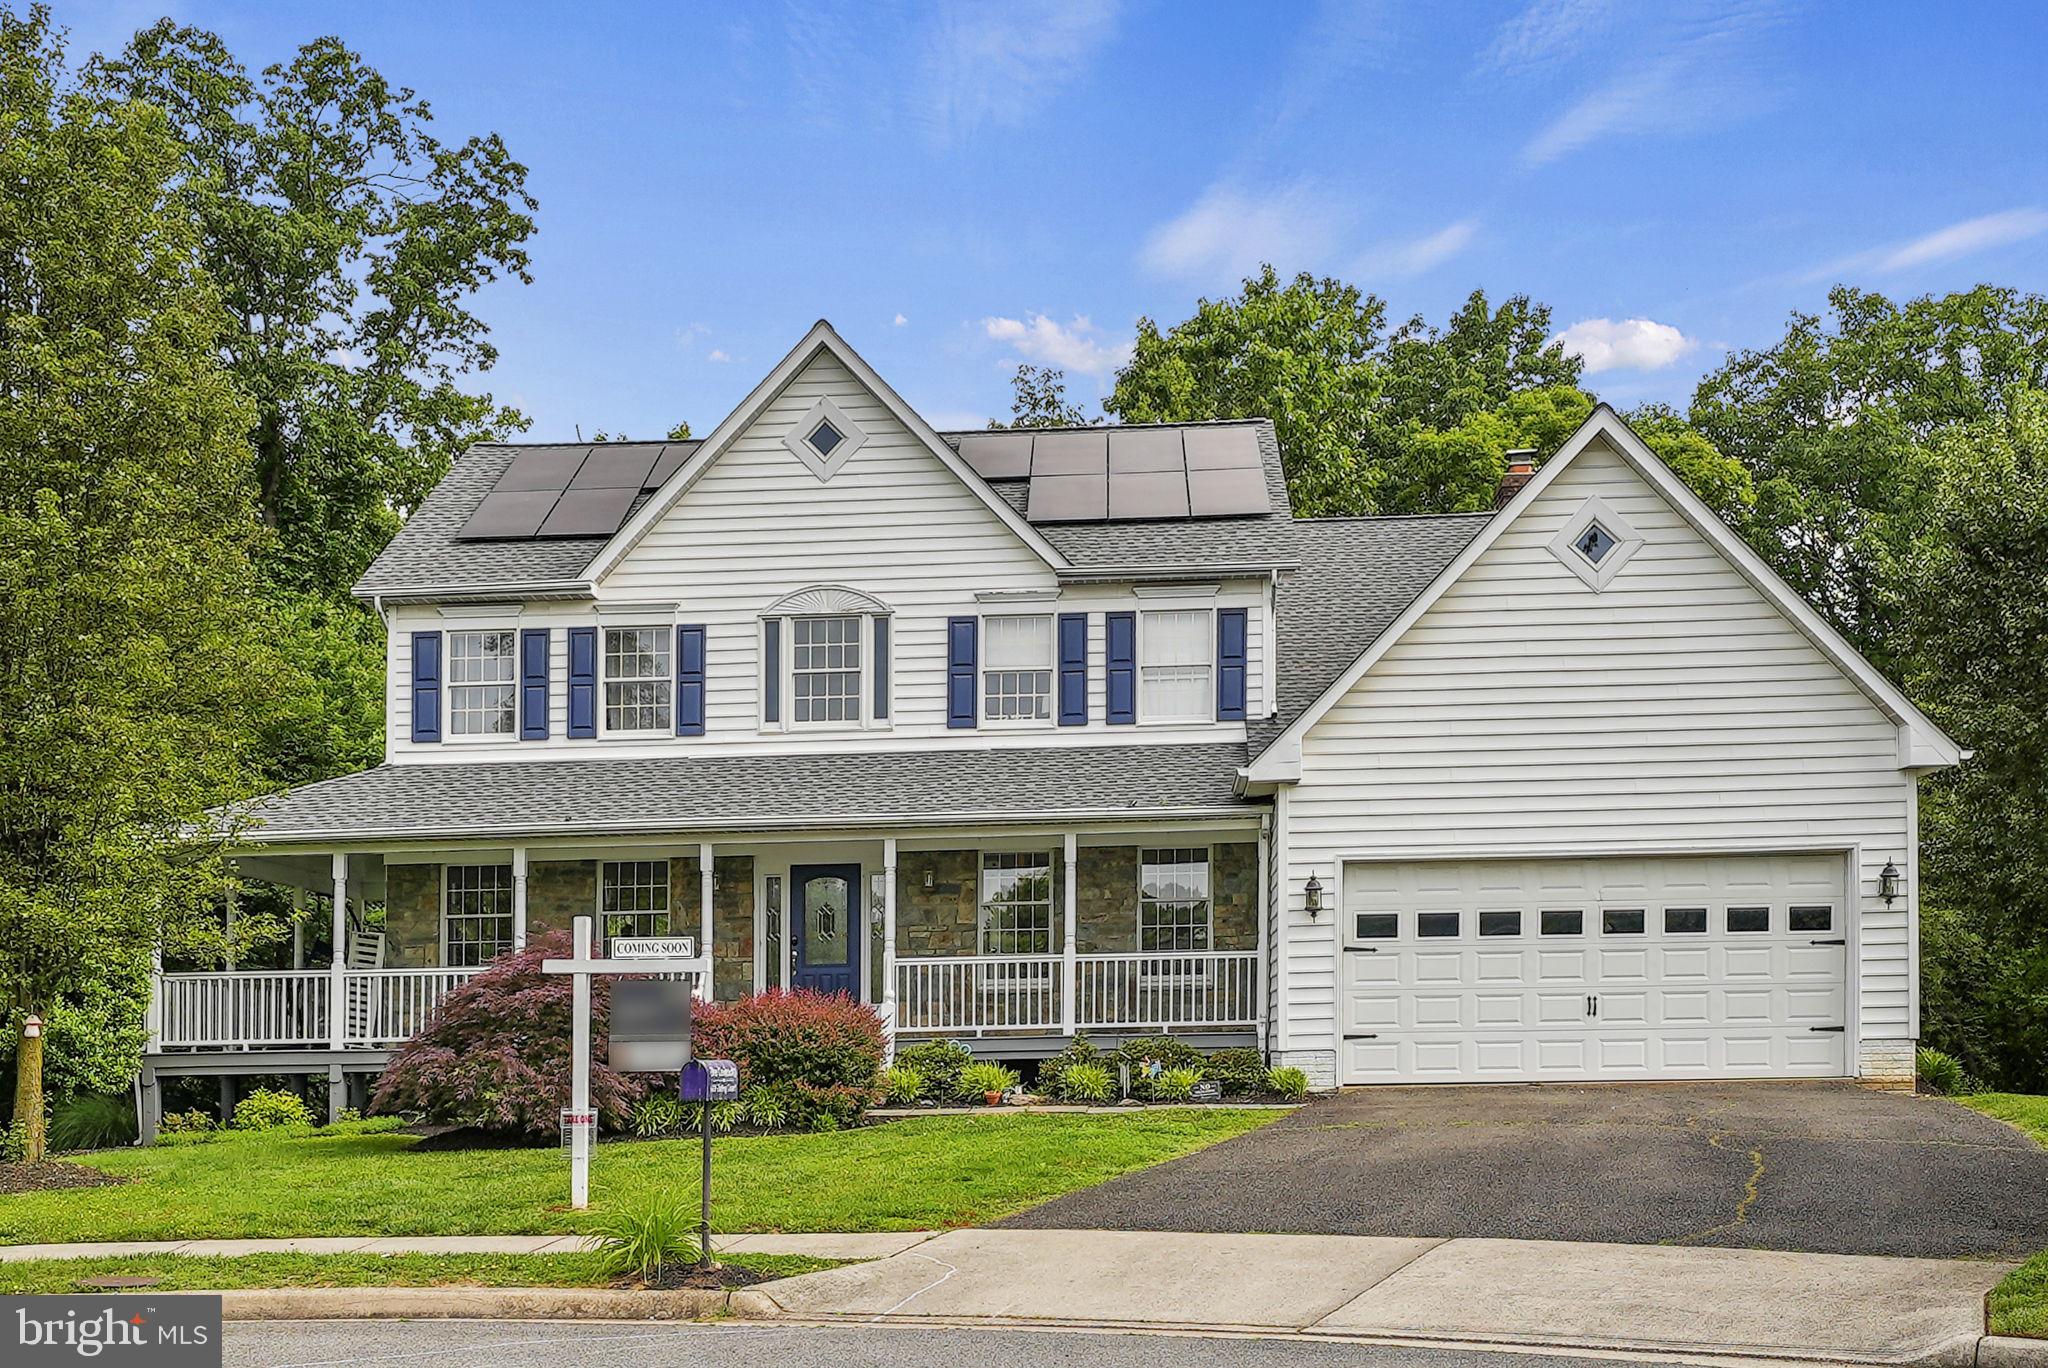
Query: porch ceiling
[[227, 742, 1259, 847]]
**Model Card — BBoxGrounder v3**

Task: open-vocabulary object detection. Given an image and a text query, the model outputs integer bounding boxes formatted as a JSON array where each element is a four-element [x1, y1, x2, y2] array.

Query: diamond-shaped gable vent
[[782, 396, 866, 480], [1548, 495, 1643, 591]]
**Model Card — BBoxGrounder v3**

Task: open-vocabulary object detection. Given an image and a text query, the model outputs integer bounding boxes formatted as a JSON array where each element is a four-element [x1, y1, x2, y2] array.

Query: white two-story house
[[142, 320, 1961, 1127]]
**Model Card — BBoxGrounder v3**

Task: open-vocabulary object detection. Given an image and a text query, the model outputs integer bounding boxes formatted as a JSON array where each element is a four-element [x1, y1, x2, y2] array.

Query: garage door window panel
[[1479, 910, 1522, 937], [1416, 911, 1461, 938], [1789, 905, 1833, 932], [1541, 909, 1584, 936], [1664, 907, 1708, 934], [1354, 912, 1398, 940], [1727, 906, 1771, 934], [1602, 909, 1646, 935]]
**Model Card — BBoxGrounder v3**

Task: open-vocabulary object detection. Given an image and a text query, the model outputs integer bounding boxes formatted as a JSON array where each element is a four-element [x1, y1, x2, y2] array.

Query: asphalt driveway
[[1002, 1081, 2048, 1258]]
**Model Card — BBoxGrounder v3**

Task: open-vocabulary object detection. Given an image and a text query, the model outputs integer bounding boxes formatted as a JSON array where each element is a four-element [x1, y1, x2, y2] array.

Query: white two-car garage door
[[1339, 853, 1849, 1084]]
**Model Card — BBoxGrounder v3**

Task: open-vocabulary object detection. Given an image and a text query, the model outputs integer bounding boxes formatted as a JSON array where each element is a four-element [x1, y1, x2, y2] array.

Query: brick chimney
[[1494, 449, 1538, 509]]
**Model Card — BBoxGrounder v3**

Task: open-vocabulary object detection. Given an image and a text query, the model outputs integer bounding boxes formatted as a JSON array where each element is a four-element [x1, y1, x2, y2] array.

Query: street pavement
[[221, 1320, 1732, 1368]]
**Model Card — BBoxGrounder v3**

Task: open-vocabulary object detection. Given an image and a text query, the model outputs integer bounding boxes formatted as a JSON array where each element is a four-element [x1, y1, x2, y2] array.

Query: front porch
[[146, 820, 1269, 1117]]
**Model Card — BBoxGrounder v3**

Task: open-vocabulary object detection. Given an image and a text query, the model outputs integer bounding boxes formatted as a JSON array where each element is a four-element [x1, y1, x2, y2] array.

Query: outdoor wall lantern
[[1303, 874, 1324, 920], [1879, 859, 1902, 907]]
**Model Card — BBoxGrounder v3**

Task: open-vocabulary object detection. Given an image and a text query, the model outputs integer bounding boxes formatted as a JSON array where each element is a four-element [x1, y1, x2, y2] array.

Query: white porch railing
[[894, 955, 1064, 1035], [893, 951, 1258, 1035], [153, 968, 479, 1050]]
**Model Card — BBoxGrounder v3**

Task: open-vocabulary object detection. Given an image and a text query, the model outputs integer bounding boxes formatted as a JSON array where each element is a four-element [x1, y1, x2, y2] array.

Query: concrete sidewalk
[[750, 1228, 2012, 1366], [0, 1231, 934, 1262]]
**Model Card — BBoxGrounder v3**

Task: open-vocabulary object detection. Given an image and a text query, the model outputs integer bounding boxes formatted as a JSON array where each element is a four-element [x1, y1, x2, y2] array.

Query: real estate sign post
[[543, 916, 710, 1210]]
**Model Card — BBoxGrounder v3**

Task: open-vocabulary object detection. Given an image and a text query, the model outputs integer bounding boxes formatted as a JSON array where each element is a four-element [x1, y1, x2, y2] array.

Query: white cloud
[[1484, 0, 1625, 75], [980, 313, 1132, 378], [1140, 181, 1349, 283], [893, 313, 909, 327], [707, 349, 732, 363], [1359, 219, 1480, 279], [915, 0, 1121, 144], [1553, 317, 1695, 373], [1875, 208, 2048, 271]]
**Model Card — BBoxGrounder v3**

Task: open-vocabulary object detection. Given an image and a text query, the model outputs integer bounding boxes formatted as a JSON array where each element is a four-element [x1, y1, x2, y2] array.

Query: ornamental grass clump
[[591, 1192, 700, 1283], [956, 1061, 1020, 1104], [1056, 1061, 1114, 1104]]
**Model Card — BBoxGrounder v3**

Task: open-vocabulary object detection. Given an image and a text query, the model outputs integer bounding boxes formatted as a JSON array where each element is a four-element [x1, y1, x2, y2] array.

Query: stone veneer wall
[[894, 842, 1258, 955], [671, 856, 756, 1002], [382, 864, 440, 967]]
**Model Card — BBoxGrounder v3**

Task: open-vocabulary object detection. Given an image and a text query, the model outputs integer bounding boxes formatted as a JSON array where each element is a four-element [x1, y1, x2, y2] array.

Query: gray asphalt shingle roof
[[236, 743, 1256, 845]]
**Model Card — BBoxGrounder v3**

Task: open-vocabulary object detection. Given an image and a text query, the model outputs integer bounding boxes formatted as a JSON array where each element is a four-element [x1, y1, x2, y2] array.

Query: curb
[[205, 1286, 772, 1322], [1980, 1335, 2048, 1368]]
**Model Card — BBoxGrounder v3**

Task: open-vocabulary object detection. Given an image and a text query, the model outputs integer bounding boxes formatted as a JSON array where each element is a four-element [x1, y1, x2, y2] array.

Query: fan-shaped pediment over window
[[765, 585, 892, 617]]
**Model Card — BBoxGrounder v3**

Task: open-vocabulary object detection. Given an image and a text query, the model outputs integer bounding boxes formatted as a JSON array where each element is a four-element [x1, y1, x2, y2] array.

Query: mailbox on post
[[680, 1058, 739, 1102]]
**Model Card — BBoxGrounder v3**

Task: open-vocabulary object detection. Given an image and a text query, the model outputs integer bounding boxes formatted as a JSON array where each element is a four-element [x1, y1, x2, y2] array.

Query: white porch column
[[1256, 813, 1272, 1054], [1061, 832, 1079, 1037], [328, 853, 348, 1050], [881, 838, 899, 1058], [145, 943, 164, 1053], [512, 846, 530, 952], [290, 887, 305, 969], [223, 873, 238, 971], [698, 842, 715, 1001]]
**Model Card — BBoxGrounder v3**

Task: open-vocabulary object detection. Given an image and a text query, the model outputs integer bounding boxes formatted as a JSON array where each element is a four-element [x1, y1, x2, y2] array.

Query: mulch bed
[[620, 1261, 769, 1291], [0, 1160, 129, 1195]]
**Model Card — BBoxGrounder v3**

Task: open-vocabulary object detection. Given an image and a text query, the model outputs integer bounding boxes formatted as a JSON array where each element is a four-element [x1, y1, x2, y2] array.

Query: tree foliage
[[991, 364, 1089, 429], [0, 7, 281, 1158], [95, 20, 539, 599]]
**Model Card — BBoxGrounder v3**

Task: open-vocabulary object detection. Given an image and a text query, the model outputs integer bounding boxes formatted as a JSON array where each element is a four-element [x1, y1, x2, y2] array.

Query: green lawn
[[0, 1250, 834, 1294], [1, 1110, 1277, 1244], [1961, 1093, 2048, 1338]]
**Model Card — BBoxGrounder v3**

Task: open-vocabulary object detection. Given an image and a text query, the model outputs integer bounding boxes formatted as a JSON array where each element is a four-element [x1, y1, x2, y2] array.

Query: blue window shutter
[[410, 631, 442, 743], [946, 616, 978, 729], [519, 628, 550, 740], [763, 619, 781, 724], [1217, 608, 1248, 721], [567, 627, 597, 738], [1058, 612, 1088, 726], [1105, 612, 1136, 725], [676, 625, 706, 736], [872, 616, 891, 721]]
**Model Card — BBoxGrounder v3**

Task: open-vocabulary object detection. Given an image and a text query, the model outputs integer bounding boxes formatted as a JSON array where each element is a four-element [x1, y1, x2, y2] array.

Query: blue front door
[[791, 864, 861, 998]]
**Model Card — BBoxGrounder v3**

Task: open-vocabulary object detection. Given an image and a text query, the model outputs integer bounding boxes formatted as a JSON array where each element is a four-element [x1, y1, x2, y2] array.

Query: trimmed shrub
[[1917, 1046, 1967, 1096], [49, 1094, 137, 1152], [1035, 1035, 1102, 1098], [957, 1061, 1020, 1103], [1154, 1067, 1202, 1102], [692, 991, 885, 1094], [880, 1065, 924, 1106], [895, 1040, 973, 1101], [232, 1088, 316, 1131], [157, 1109, 217, 1136], [1265, 1066, 1310, 1100], [372, 932, 645, 1137], [1058, 1061, 1114, 1103], [1119, 1036, 1205, 1099], [1201, 1048, 1267, 1097]]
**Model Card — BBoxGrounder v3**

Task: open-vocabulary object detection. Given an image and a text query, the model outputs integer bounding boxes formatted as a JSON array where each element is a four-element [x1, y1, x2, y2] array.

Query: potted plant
[[956, 1061, 1020, 1107]]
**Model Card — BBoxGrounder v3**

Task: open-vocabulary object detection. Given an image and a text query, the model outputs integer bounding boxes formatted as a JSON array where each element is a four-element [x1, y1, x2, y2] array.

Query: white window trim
[[976, 848, 1058, 956], [440, 863, 514, 967], [600, 623, 674, 738], [1547, 493, 1644, 592], [596, 858, 674, 949], [978, 613, 1057, 730], [1136, 844, 1216, 961], [444, 628, 519, 744], [764, 612, 890, 733], [1137, 607, 1216, 725]]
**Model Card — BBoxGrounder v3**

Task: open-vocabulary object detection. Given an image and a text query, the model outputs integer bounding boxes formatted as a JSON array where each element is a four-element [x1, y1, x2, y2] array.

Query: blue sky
[[58, 0, 2048, 438]]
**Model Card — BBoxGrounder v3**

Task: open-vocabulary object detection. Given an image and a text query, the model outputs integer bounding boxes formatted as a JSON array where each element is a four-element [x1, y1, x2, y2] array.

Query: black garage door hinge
[[1344, 1033, 1379, 1040], [1809, 1025, 1846, 1033], [1809, 938, 1847, 945]]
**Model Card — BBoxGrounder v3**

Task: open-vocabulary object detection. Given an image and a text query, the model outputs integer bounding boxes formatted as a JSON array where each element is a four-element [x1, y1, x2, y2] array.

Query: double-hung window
[[980, 852, 1054, 954], [791, 615, 862, 723], [1140, 610, 1212, 721], [1139, 847, 1212, 952], [983, 615, 1053, 723], [443, 864, 514, 966], [600, 859, 671, 946], [603, 627, 671, 733], [448, 630, 517, 736]]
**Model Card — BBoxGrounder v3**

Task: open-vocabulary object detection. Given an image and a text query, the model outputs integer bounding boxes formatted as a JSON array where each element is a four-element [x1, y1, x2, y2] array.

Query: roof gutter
[[1056, 561, 1299, 584], [350, 579, 596, 604]]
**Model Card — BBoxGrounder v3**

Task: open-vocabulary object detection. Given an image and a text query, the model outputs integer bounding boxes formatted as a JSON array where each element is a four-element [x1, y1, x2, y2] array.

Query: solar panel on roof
[[954, 432, 1033, 481], [1186, 464, 1271, 517], [1106, 428, 1184, 473], [1029, 429, 1108, 475], [643, 441, 697, 489], [569, 445, 660, 490], [1027, 471, 1109, 522], [496, 446, 591, 491], [460, 489, 560, 539], [1108, 469, 1190, 520], [1181, 426, 1262, 470], [536, 486, 638, 537]]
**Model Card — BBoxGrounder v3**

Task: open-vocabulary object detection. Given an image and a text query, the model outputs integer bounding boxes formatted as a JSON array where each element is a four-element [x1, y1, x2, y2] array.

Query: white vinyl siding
[[983, 614, 1053, 723], [447, 630, 516, 737], [1280, 439, 1916, 1073]]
